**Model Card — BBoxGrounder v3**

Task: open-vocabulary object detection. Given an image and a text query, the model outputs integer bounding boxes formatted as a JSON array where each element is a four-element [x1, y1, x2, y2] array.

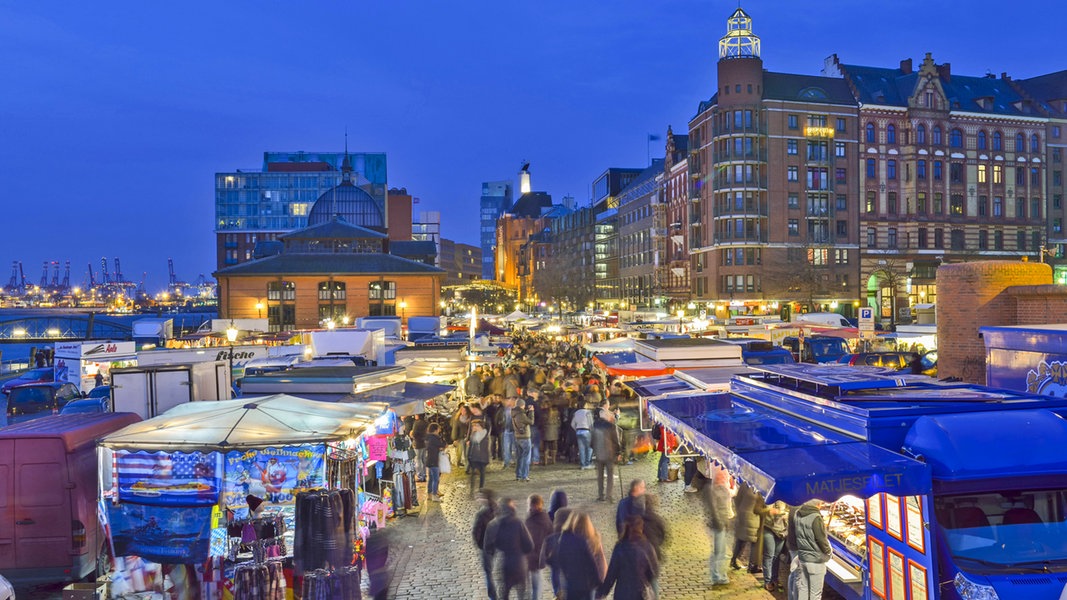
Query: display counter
[[821, 496, 866, 584]]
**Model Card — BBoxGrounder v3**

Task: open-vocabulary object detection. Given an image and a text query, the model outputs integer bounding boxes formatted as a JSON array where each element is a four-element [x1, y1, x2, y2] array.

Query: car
[[0, 574, 12, 600], [0, 366, 55, 395], [782, 335, 851, 364], [836, 352, 913, 369], [86, 385, 111, 399], [59, 396, 111, 415], [5, 381, 81, 425]]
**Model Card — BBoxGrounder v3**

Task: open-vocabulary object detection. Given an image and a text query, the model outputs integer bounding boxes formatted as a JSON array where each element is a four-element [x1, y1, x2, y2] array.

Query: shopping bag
[[439, 451, 452, 474]]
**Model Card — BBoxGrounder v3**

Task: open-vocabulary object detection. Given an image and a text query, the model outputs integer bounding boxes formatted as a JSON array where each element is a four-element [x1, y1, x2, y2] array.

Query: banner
[[365, 435, 390, 462], [222, 444, 325, 512], [117, 450, 222, 506], [109, 503, 212, 564]]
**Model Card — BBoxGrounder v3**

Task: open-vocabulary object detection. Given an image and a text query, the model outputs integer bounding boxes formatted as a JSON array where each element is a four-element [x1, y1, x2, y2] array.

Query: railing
[[714, 205, 769, 218], [714, 233, 769, 244]]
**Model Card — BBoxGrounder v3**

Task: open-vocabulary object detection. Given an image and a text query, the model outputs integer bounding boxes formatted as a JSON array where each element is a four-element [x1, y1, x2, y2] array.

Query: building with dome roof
[[306, 154, 386, 230]]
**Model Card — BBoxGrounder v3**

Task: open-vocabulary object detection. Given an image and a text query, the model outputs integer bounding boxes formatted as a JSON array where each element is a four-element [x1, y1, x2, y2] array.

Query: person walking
[[465, 365, 485, 400], [484, 498, 535, 600], [513, 399, 534, 482], [525, 494, 553, 600], [592, 407, 621, 502], [788, 500, 832, 600], [468, 420, 491, 496], [571, 401, 594, 469], [760, 500, 789, 592], [497, 398, 516, 468], [424, 423, 446, 502], [547, 488, 568, 523], [411, 414, 428, 482], [652, 423, 676, 483], [452, 404, 471, 468], [615, 479, 646, 536], [542, 398, 561, 465], [540, 507, 574, 600], [703, 467, 732, 586], [555, 512, 606, 600], [597, 516, 658, 600], [472, 489, 499, 600], [730, 482, 761, 573]]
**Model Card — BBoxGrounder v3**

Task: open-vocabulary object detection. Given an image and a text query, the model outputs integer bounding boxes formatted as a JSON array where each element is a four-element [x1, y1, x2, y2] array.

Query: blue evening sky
[[1, 0, 1063, 290]]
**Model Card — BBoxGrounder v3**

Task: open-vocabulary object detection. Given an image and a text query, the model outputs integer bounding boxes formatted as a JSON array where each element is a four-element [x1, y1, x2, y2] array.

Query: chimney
[[937, 62, 951, 82], [900, 58, 913, 74], [1001, 72, 1012, 81]]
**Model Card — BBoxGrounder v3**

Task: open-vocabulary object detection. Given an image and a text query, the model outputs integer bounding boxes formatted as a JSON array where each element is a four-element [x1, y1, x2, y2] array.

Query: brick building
[[663, 127, 692, 305], [618, 160, 667, 309]]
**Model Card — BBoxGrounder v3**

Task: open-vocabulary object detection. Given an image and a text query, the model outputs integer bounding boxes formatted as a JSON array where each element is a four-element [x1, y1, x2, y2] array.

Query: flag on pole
[[648, 133, 661, 142]]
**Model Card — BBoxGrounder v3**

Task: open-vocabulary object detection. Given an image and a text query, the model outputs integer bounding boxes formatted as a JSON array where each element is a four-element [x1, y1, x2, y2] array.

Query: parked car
[[782, 335, 851, 364], [4, 381, 81, 426], [0, 574, 12, 600], [86, 384, 111, 399], [0, 366, 54, 395], [836, 352, 912, 369], [60, 396, 111, 415]]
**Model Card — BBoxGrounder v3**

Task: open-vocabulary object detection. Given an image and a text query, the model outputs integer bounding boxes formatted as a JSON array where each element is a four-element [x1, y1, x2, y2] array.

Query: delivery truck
[[648, 363, 1067, 600], [0, 412, 141, 585], [109, 361, 231, 419]]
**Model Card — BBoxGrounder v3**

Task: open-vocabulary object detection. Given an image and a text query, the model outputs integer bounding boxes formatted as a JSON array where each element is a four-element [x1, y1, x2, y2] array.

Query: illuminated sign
[[804, 126, 835, 139]]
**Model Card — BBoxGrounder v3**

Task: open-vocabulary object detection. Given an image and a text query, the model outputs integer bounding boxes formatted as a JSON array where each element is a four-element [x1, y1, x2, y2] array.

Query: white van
[[792, 312, 851, 327]]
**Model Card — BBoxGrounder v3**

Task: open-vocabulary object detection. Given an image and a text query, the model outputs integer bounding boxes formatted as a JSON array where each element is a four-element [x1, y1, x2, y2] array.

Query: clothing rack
[[301, 566, 362, 600], [232, 559, 287, 600]]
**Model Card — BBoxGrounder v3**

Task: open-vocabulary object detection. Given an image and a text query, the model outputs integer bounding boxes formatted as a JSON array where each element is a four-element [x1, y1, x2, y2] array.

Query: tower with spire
[[717, 6, 764, 110]]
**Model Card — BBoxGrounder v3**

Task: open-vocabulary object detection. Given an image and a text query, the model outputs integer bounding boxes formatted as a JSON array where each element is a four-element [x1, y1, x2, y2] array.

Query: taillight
[[72, 520, 86, 548]]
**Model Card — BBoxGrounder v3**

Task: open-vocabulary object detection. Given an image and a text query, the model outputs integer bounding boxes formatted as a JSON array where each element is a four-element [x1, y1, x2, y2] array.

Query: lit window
[[993, 165, 1002, 184], [978, 164, 987, 183]]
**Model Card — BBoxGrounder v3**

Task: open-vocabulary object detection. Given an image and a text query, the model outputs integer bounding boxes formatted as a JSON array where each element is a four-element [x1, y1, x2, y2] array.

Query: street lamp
[[225, 321, 239, 380], [255, 301, 264, 318], [399, 300, 407, 320], [326, 319, 336, 330], [677, 309, 685, 333]]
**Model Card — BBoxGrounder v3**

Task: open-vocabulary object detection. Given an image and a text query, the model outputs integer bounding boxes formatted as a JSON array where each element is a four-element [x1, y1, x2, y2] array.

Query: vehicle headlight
[[954, 572, 999, 600]]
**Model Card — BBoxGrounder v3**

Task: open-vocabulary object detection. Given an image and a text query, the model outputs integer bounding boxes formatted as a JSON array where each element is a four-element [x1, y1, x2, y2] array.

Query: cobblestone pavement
[[385, 453, 782, 600]]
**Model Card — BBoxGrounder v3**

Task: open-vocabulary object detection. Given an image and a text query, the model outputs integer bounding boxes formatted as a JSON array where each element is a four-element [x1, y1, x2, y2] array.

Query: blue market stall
[[647, 364, 1067, 600]]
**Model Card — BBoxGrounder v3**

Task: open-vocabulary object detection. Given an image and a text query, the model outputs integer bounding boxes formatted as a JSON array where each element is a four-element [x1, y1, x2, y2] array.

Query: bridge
[[0, 312, 134, 341]]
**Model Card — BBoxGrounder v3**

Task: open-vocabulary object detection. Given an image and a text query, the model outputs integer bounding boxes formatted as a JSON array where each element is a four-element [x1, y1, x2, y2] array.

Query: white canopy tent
[[503, 310, 530, 322], [584, 337, 636, 354], [100, 394, 386, 452]]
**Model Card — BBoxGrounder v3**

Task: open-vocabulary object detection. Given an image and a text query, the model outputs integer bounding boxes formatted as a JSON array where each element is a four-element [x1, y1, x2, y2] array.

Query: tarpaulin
[[116, 450, 223, 507], [222, 444, 326, 512], [109, 503, 213, 564]]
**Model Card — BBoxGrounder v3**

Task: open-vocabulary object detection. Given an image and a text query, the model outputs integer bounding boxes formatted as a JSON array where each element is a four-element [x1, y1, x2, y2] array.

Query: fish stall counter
[[646, 363, 1067, 600]]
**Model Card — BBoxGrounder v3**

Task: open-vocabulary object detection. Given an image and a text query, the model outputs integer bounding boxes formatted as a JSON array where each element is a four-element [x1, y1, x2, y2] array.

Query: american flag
[[116, 450, 220, 506]]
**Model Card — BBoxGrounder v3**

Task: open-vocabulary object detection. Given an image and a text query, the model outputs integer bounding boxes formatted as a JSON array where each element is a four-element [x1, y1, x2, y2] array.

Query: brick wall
[[936, 261, 1052, 383]]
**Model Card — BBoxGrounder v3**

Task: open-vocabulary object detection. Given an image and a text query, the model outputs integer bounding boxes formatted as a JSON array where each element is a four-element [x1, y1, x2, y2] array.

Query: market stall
[[54, 341, 138, 394], [98, 394, 388, 599]]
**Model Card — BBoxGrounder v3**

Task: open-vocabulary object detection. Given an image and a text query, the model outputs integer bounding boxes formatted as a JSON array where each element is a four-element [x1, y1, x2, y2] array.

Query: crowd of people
[[398, 332, 833, 600]]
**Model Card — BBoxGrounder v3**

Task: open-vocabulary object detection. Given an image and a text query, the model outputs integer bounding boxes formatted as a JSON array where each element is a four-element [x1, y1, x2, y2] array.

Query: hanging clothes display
[[233, 560, 287, 600], [294, 489, 354, 574], [301, 567, 362, 600]]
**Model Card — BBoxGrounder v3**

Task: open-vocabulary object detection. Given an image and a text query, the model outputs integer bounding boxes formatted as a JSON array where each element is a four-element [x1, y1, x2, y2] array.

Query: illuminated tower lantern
[[719, 8, 761, 60]]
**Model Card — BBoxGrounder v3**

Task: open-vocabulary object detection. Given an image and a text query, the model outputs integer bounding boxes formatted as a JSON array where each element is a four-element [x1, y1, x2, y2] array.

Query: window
[[978, 230, 988, 250], [950, 128, 963, 148], [368, 280, 397, 300], [933, 126, 943, 145], [1057, 195, 1064, 209], [266, 280, 295, 301], [1017, 231, 1027, 250], [866, 191, 876, 213], [1016, 197, 1026, 219], [1016, 133, 1026, 152], [995, 230, 1004, 250], [993, 165, 1003, 184], [978, 195, 988, 216], [887, 124, 897, 144], [807, 168, 828, 190], [1058, 171, 1064, 186], [866, 158, 876, 178], [951, 230, 965, 250], [808, 248, 829, 265], [916, 192, 927, 214], [934, 161, 943, 180], [788, 219, 799, 235], [1054, 148, 1062, 163], [1055, 126, 1062, 139], [993, 131, 1003, 151], [836, 195, 847, 211], [835, 142, 846, 157], [788, 114, 799, 129], [934, 228, 944, 249], [1016, 167, 1027, 186], [993, 196, 1003, 216], [916, 124, 926, 144], [867, 227, 876, 247], [951, 195, 964, 215], [918, 228, 928, 249], [745, 110, 753, 127], [836, 168, 847, 185], [865, 122, 876, 143], [950, 163, 963, 183], [318, 280, 346, 301], [835, 249, 849, 265], [977, 131, 987, 150], [1032, 167, 1041, 187], [887, 160, 897, 180], [917, 160, 927, 180], [1056, 219, 1063, 233], [808, 141, 828, 161], [836, 118, 846, 132], [978, 164, 987, 183], [788, 193, 799, 209], [836, 220, 848, 236], [887, 228, 898, 248], [934, 193, 944, 214], [808, 114, 827, 128], [787, 139, 798, 155], [888, 192, 898, 214], [787, 166, 798, 182]]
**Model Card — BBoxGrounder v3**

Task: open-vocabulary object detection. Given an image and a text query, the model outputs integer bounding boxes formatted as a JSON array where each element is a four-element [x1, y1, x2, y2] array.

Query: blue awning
[[595, 351, 638, 366], [648, 394, 931, 504]]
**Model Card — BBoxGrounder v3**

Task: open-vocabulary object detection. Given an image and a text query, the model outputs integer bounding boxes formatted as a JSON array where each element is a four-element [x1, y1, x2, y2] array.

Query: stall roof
[[747, 363, 906, 391], [345, 382, 453, 417], [593, 351, 637, 367], [903, 409, 1067, 488], [584, 337, 636, 354], [100, 394, 385, 451], [627, 374, 700, 398], [648, 394, 931, 504]]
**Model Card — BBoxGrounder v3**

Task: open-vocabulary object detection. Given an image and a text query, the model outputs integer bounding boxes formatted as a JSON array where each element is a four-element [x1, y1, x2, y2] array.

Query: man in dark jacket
[[465, 365, 485, 398], [411, 414, 428, 482], [787, 499, 832, 600], [615, 478, 647, 536], [591, 407, 621, 501], [524, 494, 553, 600], [484, 497, 534, 600], [424, 424, 446, 502], [472, 490, 499, 600]]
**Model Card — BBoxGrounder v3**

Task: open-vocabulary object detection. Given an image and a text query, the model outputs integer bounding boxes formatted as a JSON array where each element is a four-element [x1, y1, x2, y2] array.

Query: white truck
[[109, 360, 232, 419]]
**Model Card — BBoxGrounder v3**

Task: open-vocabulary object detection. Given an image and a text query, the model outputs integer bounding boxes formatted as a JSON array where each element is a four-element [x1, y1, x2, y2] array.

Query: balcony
[[714, 204, 769, 218], [714, 233, 768, 245], [712, 149, 769, 165]]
